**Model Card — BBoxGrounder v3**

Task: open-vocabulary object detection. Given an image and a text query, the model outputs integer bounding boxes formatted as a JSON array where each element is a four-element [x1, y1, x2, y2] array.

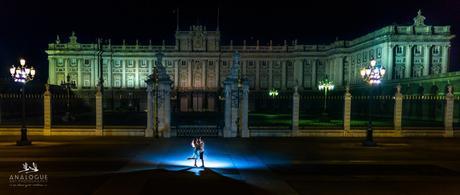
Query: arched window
[[396, 46, 403, 54]]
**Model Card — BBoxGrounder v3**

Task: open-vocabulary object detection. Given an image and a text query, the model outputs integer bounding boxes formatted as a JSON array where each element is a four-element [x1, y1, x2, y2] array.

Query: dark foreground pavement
[[1, 136, 460, 194]]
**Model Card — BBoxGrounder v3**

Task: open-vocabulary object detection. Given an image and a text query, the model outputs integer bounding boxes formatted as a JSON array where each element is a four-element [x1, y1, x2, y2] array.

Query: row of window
[[395, 45, 442, 55]]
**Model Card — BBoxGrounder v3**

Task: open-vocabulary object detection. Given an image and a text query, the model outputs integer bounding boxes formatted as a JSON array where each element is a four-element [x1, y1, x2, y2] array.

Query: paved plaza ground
[[1, 136, 460, 194]]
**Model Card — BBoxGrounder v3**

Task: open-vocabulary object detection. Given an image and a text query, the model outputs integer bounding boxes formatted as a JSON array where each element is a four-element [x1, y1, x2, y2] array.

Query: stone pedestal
[[145, 84, 154, 137], [292, 86, 300, 136], [343, 87, 351, 134], [394, 84, 403, 136], [95, 86, 103, 136], [43, 84, 52, 136], [444, 85, 454, 137], [241, 79, 249, 138]]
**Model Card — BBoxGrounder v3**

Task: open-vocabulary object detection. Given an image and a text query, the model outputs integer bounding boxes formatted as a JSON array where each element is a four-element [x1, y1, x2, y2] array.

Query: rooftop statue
[[413, 9, 426, 26]]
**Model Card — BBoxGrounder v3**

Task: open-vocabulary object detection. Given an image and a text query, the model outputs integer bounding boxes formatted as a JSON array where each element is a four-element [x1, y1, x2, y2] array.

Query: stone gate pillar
[[144, 51, 173, 138], [158, 79, 172, 138], [95, 85, 103, 136], [394, 84, 403, 135], [343, 86, 351, 134], [223, 81, 233, 137], [292, 85, 300, 136], [444, 85, 454, 137], [145, 84, 154, 137], [230, 84, 239, 137], [223, 51, 241, 138], [44, 84, 52, 136], [241, 79, 249, 138]]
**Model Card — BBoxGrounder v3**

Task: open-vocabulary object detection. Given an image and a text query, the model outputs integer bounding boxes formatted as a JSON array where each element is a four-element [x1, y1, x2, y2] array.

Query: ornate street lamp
[[360, 58, 386, 146], [318, 75, 334, 120], [9, 58, 36, 146], [61, 74, 76, 122], [268, 88, 279, 97]]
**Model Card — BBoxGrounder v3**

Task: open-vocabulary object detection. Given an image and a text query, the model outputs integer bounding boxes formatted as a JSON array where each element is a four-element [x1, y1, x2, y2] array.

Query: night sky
[[1, 0, 459, 84]]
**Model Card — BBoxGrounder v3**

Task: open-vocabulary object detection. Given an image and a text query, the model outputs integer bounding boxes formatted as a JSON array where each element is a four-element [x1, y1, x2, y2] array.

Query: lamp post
[[318, 75, 334, 121], [360, 58, 385, 146], [9, 58, 36, 146], [61, 74, 76, 122]]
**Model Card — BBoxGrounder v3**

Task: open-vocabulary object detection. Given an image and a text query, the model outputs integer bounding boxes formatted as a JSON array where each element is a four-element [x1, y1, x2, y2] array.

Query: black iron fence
[[351, 95, 394, 129], [402, 95, 444, 129], [0, 93, 43, 127], [299, 95, 344, 129], [52, 93, 95, 126], [103, 93, 146, 127], [249, 92, 292, 129], [0, 90, 457, 131]]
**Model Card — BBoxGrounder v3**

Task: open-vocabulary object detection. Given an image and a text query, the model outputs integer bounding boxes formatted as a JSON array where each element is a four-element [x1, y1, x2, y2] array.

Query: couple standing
[[188, 137, 205, 167]]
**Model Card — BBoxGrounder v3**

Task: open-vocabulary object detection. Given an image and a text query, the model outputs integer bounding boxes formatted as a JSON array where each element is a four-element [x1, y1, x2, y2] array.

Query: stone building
[[46, 10, 455, 112]]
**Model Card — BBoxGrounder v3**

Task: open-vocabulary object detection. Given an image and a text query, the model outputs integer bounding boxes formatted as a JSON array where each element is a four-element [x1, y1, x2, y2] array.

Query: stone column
[[296, 60, 304, 90], [444, 85, 454, 137], [122, 60, 126, 88], [441, 46, 449, 73], [281, 61, 286, 90], [223, 80, 233, 137], [268, 61, 273, 89], [312, 60, 317, 89], [343, 86, 351, 134], [387, 44, 394, 80], [337, 57, 344, 86], [255, 62, 260, 90], [145, 84, 154, 137], [188, 60, 192, 87], [423, 45, 431, 76], [292, 86, 300, 135], [78, 59, 82, 89], [405, 45, 412, 78], [95, 86, 103, 136], [241, 79, 250, 138], [201, 60, 206, 89], [135, 59, 139, 89], [394, 84, 403, 135], [48, 57, 56, 84], [43, 84, 52, 136], [174, 60, 179, 88]]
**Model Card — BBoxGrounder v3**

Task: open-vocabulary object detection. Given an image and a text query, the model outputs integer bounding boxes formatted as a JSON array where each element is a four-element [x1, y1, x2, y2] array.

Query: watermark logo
[[9, 162, 48, 187]]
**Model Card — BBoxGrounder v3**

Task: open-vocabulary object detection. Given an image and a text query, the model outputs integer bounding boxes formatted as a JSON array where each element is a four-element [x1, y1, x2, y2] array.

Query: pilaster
[[387, 44, 394, 80], [441, 45, 449, 73], [281, 61, 286, 90], [423, 45, 431, 76], [405, 45, 412, 78]]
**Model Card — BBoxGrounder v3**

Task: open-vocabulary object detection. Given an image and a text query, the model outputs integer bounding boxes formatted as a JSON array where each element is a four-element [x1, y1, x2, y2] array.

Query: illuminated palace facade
[[46, 11, 454, 111]]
